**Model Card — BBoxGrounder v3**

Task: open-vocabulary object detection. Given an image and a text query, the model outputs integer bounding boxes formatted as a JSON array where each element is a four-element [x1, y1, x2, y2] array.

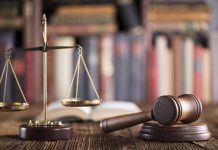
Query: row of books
[[0, 33, 147, 103], [0, 31, 215, 104], [0, 0, 23, 29], [147, 1, 210, 32], [0, 31, 25, 102], [149, 32, 211, 104], [47, 33, 146, 103], [48, 4, 117, 35]]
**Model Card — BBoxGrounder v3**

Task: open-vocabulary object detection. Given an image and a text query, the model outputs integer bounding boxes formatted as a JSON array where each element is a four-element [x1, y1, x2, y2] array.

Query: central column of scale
[[42, 14, 48, 122], [43, 52, 47, 122]]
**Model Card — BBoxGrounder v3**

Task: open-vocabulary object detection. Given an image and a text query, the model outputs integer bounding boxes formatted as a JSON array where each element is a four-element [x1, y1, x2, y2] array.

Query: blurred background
[[0, 0, 217, 106]]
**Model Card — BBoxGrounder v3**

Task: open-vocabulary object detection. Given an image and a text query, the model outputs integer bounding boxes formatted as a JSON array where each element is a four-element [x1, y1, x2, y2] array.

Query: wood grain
[[0, 105, 218, 149]]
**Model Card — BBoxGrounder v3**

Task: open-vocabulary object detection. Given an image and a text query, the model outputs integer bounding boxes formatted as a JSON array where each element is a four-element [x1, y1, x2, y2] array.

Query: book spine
[[76, 36, 99, 99], [171, 35, 182, 96], [53, 36, 75, 100], [142, 0, 150, 30], [48, 24, 117, 35], [149, 3, 209, 13], [202, 47, 211, 104], [182, 37, 194, 94], [114, 33, 131, 101], [23, 0, 35, 103], [208, 0, 218, 30], [147, 48, 157, 102], [210, 31, 218, 102], [56, 4, 116, 15], [99, 34, 115, 101], [148, 12, 210, 22], [51, 15, 115, 25], [149, 21, 209, 32], [155, 35, 172, 96], [0, 17, 23, 29], [33, 0, 42, 103], [49, 0, 114, 6], [129, 34, 146, 102], [0, 31, 14, 101], [0, 1, 19, 17], [193, 44, 203, 101], [83, 36, 99, 99]]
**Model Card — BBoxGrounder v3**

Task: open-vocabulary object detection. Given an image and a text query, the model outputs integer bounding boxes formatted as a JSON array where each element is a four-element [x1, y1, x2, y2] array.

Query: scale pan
[[61, 98, 101, 107], [0, 102, 29, 111]]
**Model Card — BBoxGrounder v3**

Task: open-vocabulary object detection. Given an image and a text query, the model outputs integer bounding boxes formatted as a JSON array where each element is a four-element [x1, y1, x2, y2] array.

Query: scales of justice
[[0, 14, 102, 140]]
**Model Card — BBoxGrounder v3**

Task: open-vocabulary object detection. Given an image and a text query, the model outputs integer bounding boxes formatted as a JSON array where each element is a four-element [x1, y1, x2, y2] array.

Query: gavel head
[[152, 94, 202, 126]]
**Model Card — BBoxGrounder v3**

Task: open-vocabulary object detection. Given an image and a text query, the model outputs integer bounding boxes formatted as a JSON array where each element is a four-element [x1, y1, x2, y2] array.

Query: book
[[0, 31, 14, 102], [99, 34, 115, 101], [149, 21, 209, 32], [129, 34, 146, 102], [149, 2, 209, 13], [0, 17, 23, 29], [78, 36, 99, 99], [147, 1, 210, 23], [147, 48, 157, 102], [210, 31, 218, 102], [46, 0, 115, 6], [53, 36, 75, 100], [23, 0, 42, 103], [48, 24, 117, 35], [50, 4, 117, 27], [202, 47, 211, 104], [193, 39, 203, 101], [155, 35, 173, 96], [55, 4, 116, 16], [182, 36, 194, 94], [171, 35, 183, 96], [23, 0, 35, 103], [50, 14, 115, 25], [114, 33, 131, 101], [208, 0, 218, 30], [37, 100, 141, 122]]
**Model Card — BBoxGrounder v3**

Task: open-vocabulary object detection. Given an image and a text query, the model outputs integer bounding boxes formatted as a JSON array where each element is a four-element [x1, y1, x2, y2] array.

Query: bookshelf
[[0, 0, 217, 104]]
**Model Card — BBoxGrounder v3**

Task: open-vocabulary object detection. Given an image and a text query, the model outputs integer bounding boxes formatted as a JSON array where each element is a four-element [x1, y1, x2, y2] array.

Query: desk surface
[[0, 105, 218, 150]]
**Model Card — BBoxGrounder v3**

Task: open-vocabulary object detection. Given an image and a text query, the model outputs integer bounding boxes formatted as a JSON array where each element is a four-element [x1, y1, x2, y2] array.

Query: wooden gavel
[[100, 94, 202, 132]]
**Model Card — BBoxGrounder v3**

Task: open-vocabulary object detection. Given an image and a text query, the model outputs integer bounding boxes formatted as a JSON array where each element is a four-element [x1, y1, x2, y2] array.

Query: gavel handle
[[100, 111, 152, 132]]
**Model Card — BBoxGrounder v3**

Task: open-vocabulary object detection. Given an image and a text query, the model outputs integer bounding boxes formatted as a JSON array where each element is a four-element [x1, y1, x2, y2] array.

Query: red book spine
[[148, 48, 157, 102], [194, 44, 203, 101]]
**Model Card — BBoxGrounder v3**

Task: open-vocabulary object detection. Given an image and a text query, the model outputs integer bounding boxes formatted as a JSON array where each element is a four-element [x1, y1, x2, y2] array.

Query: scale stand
[[0, 14, 102, 140], [18, 15, 71, 140]]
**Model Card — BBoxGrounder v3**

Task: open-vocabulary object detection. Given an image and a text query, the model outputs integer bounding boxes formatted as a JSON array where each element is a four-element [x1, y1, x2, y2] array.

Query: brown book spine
[[148, 12, 210, 22], [0, 17, 23, 29], [171, 35, 182, 96], [23, 0, 35, 103], [48, 24, 117, 36], [56, 5, 116, 15], [51, 15, 115, 25]]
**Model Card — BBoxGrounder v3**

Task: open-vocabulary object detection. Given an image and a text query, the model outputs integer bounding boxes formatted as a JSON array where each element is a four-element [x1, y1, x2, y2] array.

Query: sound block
[[139, 122, 211, 142], [19, 124, 71, 141]]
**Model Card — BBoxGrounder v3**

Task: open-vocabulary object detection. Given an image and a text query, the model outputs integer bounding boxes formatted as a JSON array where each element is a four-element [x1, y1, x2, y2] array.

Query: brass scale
[[0, 14, 101, 140]]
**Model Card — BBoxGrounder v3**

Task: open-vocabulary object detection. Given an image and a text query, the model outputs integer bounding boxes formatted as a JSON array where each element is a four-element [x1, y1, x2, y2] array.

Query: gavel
[[100, 94, 202, 132]]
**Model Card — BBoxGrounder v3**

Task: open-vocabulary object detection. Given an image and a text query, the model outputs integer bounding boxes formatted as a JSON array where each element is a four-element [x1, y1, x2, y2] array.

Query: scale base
[[139, 121, 211, 142], [19, 123, 71, 141]]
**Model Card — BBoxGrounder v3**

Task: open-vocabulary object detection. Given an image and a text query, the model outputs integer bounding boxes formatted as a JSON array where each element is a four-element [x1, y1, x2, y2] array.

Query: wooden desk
[[0, 105, 218, 150]]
